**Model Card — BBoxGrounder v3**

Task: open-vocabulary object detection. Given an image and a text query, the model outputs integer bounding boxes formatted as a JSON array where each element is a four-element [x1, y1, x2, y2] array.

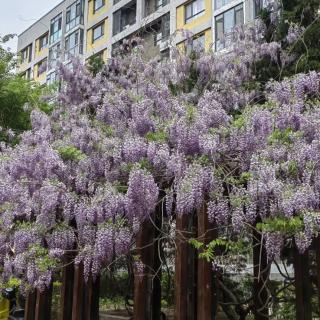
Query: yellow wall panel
[[87, 19, 108, 53], [176, 0, 212, 30], [88, 0, 109, 24], [204, 28, 212, 51]]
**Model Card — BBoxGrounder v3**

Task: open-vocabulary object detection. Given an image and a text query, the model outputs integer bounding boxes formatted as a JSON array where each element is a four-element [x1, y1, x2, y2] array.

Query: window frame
[[155, 0, 169, 10], [92, 21, 105, 43], [20, 44, 32, 63], [46, 71, 58, 85], [214, 0, 234, 10], [50, 13, 63, 44], [93, 0, 105, 13], [39, 33, 49, 51], [214, 3, 244, 51], [48, 42, 61, 70], [254, 0, 263, 18], [66, 0, 84, 31], [186, 33, 205, 54], [37, 58, 48, 77], [65, 29, 84, 59], [184, 0, 205, 24]]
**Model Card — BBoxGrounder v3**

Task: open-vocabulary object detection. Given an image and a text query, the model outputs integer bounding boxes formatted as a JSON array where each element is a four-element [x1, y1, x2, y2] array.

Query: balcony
[[144, 0, 169, 17], [113, 1, 136, 36]]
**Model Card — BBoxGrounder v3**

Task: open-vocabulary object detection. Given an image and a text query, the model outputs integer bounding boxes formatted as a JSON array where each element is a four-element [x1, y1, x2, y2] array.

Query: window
[[92, 22, 104, 42], [154, 14, 170, 45], [185, 0, 205, 24], [21, 68, 32, 80], [46, 72, 58, 85], [215, 0, 233, 10], [66, 0, 84, 31], [39, 33, 48, 51], [94, 0, 105, 12], [254, 0, 263, 18], [186, 33, 205, 54], [156, 0, 169, 9], [20, 44, 32, 63], [113, 1, 137, 35], [48, 42, 61, 69], [161, 48, 170, 60], [65, 29, 84, 59], [215, 4, 244, 51], [37, 58, 47, 77], [50, 13, 62, 44]]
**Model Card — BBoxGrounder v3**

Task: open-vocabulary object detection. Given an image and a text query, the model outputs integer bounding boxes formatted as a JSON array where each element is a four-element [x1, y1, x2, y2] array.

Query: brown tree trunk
[[152, 202, 164, 320], [293, 246, 312, 320], [133, 218, 155, 320], [197, 202, 217, 320], [174, 212, 197, 320], [60, 260, 75, 320], [35, 285, 53, 320], [315, 237, 320, 310], [252, 227, 269, 320], [72, 263, 84, 320], [83, 274, 100, 320], [24, 290, 37, 320]]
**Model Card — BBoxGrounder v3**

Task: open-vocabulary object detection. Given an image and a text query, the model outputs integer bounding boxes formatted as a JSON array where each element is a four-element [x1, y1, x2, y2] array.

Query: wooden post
[[174, 213, 197, 320], [293, 246, 312, 320], [35, 285, 53, 320], [152, 204, 163, 320], [83, 275, 100, 320], [24, 290, 36, 320], [72, 263, 84, 320], [252, 227, 269, 320], [133, 218, 155, 320], [60, 260, 75, 320], [174, 214, 189, 320], [315, 237, 320, 310], [90, 276, 100, 320], [197, 202, 216, 320]]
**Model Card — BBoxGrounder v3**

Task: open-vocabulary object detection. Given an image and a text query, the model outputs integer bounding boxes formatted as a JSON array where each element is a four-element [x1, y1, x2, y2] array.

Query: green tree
[[0, 34, 47, 142]]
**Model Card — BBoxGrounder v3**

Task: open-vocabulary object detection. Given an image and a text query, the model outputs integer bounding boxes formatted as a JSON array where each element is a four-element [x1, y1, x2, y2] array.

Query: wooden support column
[[60, 260, 75, 320], [152, 201, 164, 320], [24, 290, 37, 320], [72, 263, 84, 320], [293, 246, 312, 320], [252, 226, 269, 320], [133, 218, 155, 320], [90, 276, 101, 320], [174, 214, 189, 320], [315, 237, 320, 309], [174, 213, 197, 320], [83, 275, 100, 320], [35, 285, 53, 320], [197, 202, 217, 320]]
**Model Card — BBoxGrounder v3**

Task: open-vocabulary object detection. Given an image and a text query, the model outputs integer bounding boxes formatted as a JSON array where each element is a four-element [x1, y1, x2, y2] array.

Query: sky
[[0, 0, 62, 52]]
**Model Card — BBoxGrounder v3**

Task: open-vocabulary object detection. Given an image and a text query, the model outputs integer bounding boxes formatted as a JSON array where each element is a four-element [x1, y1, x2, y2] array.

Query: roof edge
[[18, 0, 65, 37]]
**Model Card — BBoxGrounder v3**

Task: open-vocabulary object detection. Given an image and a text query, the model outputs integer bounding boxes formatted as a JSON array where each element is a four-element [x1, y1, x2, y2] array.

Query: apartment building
[[17, 0, 263, 84]]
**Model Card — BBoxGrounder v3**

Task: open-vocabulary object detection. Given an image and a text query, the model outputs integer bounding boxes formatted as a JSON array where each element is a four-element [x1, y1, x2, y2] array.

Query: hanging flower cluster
[[0, 16, 319, 292]]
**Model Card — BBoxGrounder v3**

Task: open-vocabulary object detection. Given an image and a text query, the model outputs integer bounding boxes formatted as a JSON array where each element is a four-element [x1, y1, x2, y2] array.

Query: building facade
[[17, 0, 262, 84]]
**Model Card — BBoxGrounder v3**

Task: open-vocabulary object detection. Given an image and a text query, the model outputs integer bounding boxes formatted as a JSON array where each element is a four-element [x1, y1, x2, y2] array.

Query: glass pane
[[195, 0, 204, 14], [215, 17, 223, 40], [224, 8, 234, 33], [193, 34, 205, 52], [235, 5, 244, 25], [186, 3, 192, 19], [215, 0, 222, 10], [95, 0, 103, 10]]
